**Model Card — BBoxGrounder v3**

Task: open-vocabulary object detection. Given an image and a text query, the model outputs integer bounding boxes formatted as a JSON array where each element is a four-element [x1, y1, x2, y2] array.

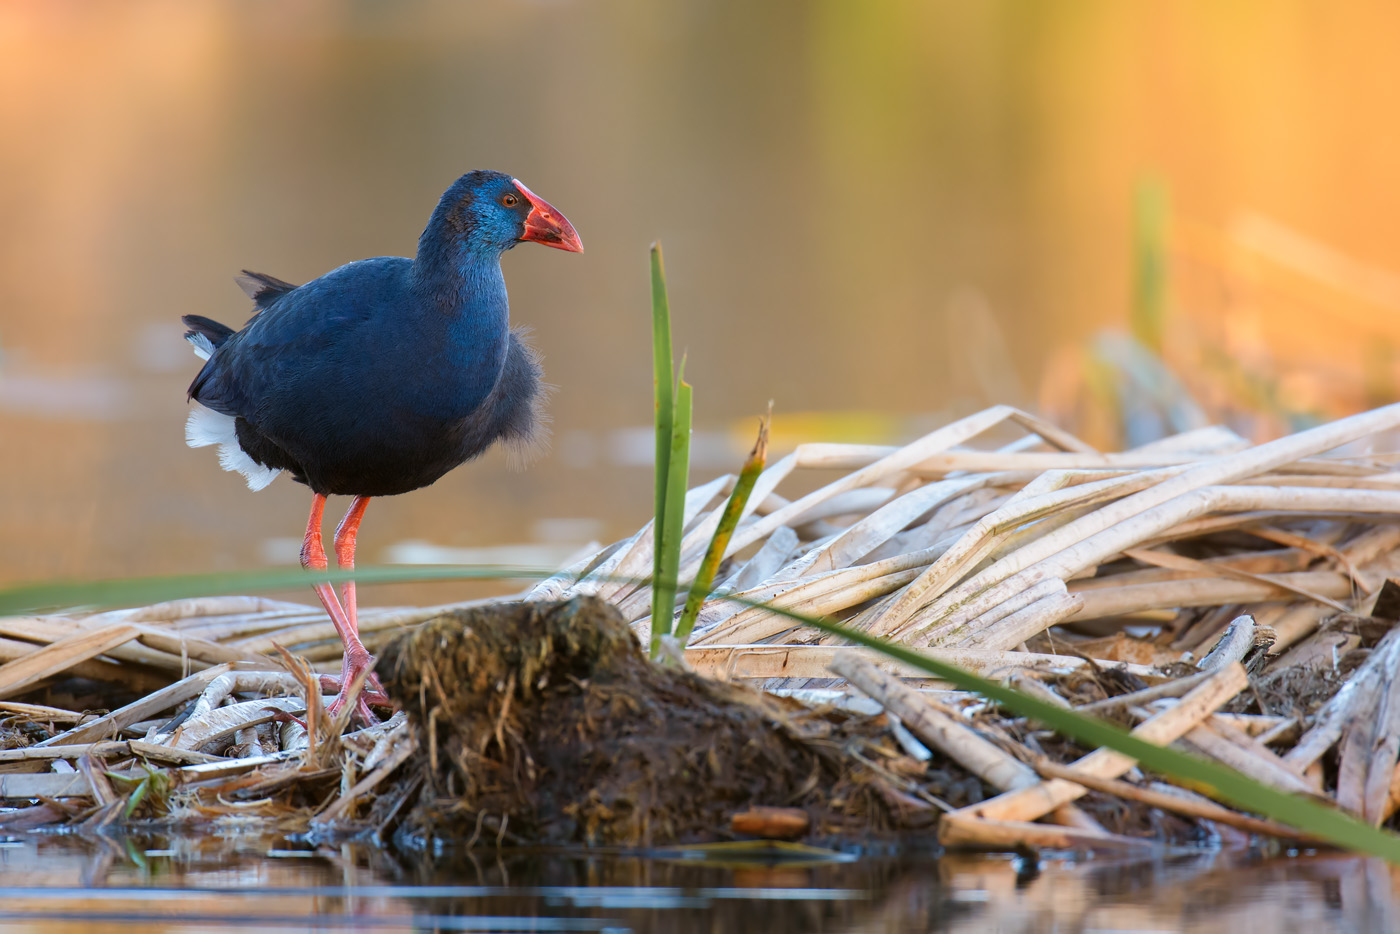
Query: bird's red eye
[[502, 194, 519, 207]]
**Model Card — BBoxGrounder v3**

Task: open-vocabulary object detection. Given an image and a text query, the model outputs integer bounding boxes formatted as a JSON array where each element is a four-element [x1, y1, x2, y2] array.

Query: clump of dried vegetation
[[378, 596, 923, 847], [5, 401, 1400, 854]]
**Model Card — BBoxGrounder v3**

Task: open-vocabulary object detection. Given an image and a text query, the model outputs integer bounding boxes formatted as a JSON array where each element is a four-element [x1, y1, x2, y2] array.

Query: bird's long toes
[[324, 686, 387, 730], [354, 696, 379, 727], [319, 675, 392, 713]]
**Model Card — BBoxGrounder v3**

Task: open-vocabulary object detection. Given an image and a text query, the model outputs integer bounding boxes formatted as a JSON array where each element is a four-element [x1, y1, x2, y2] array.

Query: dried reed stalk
[[939, 663, 1247, 832]]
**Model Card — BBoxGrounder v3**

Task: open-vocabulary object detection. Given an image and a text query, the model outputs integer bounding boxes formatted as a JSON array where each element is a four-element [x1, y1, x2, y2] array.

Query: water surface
[[2, 833, 1399, 932]]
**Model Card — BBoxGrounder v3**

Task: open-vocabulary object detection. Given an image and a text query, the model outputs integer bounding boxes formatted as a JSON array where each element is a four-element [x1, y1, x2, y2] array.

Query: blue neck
[[407, 220, 511, 413]]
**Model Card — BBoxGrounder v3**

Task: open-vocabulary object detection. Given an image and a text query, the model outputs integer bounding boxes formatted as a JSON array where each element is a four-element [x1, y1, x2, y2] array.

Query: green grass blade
[[651, 367, 692, 652], [123, 775, 152, 819], [650, 242, 675, 637], [674, 415, 769, 645], [0, 564, 561, 616]]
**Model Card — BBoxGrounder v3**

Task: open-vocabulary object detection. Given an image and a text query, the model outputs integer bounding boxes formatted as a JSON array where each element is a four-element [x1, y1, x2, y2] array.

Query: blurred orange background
[[3, 1, 1400, 598]]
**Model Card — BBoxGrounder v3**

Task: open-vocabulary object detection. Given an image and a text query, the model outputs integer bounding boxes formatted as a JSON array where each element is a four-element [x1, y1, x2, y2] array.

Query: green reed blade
[[0, 564, 559, 616], [674, 415, 769, 646], [650, 242, 675, 639], [652, 366, 692, 652]]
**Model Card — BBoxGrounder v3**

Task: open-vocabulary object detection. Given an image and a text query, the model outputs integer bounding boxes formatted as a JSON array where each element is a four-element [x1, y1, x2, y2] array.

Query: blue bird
[[182, 170, 583, 723]]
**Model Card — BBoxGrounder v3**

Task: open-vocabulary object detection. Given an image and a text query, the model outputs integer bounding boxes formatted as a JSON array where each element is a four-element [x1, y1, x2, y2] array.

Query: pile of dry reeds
[[0, 599, 487, 829], [5, 402, 1400, 849], [532, 401, 1400, 848]]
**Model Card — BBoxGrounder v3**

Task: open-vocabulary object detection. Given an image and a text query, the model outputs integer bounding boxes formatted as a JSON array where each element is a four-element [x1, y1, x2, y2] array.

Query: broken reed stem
[[1028, 759, 1324, 844], [686, 644, 1163, 681], [675, 415, 769, 646], [833, 654, 1107, 832], [941, 663, 1248, 831], [1075, 670, 1214, 715], [937, 815, 1156, 851], [831, 655, 1037, 792]]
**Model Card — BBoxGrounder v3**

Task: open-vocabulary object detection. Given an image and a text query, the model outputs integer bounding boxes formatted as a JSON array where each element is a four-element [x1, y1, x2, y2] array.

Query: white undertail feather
[[185, 332, 214, 361], [185, 403, 281, 492], [186, 332, 280, 491]]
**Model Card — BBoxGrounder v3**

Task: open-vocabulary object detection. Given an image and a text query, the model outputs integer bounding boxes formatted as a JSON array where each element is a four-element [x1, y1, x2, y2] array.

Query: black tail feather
[[182, 314, 236, 348], [234, 270, 298, 307]]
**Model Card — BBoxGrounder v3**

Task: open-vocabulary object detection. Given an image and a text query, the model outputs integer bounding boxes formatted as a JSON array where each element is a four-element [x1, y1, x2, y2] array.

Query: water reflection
[[0, 833, 1398, 932]]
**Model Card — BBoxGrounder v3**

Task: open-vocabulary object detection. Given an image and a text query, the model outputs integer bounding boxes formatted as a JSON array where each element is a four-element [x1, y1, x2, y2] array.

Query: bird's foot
[[326, 691, 378, 729], [317, 673, 391, 711], [322, 649, 389, 728]]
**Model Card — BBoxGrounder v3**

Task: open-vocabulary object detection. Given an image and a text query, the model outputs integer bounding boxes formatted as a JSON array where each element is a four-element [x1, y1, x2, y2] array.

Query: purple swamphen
[[182, 170, 583, 723]]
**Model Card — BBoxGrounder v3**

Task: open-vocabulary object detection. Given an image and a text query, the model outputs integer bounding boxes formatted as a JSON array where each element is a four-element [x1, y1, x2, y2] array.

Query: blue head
[[419, 170, 583, 260]]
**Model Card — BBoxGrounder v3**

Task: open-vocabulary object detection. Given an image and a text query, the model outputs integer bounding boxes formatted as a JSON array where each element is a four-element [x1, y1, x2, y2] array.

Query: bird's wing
[[187, 293, 333, 416], [189, 257, 410, 418]]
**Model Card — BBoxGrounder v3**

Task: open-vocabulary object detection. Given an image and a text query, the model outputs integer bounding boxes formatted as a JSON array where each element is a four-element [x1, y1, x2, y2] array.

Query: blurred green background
[[4, 1, 1400, 598]]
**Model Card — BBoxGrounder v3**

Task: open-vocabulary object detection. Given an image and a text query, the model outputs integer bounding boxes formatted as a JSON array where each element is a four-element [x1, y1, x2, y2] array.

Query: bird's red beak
[[513, 179, 584, 253]]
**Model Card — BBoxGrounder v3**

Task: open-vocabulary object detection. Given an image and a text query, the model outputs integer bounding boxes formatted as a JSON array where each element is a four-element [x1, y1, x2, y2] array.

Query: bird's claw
[[317, 673, 392, 710], [322, 652, 391, 727], [326, 691, 378, 729]]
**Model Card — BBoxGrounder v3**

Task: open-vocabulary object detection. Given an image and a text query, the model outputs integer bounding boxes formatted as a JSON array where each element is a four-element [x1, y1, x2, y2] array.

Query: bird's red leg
[[334, 495, 371, 626], [331, 495, 385, 721], [301, 493, 378, 724], [300, 493, 349, 626]]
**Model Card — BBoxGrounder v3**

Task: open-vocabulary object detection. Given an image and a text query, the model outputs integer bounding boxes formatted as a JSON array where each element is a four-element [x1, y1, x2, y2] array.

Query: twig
[[939, 663, 1248, 830], [1028, 758, 1326, 844]]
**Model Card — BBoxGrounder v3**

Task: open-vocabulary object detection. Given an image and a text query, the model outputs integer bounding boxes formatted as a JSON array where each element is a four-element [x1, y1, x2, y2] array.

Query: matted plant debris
[[377, 595, 923, 847], [6, 403, 1400, 853]]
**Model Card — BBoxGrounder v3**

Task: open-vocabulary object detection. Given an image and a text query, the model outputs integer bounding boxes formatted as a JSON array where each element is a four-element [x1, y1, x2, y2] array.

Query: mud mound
[[378, 596, 899, 847]]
